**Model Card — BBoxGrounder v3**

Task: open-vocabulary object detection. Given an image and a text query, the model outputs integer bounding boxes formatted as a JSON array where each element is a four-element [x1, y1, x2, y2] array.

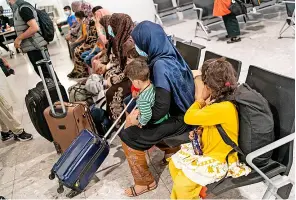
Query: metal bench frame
[[278, 1, 295, 38]]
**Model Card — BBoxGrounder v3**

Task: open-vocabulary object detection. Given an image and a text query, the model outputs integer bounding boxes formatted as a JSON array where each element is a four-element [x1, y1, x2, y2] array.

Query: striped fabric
[[137, 84, 169, 126]]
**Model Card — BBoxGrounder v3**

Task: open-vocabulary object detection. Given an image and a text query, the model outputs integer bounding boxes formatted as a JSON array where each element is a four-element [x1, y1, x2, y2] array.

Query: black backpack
[[229, 0, 249, 22], [216, 83, 275, 167], [34, 6, 55, 43], [18, 3, 54, 43]]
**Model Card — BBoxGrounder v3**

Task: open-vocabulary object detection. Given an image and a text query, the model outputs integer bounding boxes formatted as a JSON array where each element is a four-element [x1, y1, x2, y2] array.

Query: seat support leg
[[195, 20, 211, 41], [279, 22, 289, 38], [155, 14, 163, 26]]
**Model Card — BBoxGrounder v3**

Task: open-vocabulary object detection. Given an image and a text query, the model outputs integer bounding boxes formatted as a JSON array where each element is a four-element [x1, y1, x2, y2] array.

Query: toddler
[[124, 58, 169, 127]]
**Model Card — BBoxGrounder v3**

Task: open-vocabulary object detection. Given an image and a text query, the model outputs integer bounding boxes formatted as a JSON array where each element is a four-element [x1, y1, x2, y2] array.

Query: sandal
[[126, 183, 158, 197], [227, 37, 241, 44]]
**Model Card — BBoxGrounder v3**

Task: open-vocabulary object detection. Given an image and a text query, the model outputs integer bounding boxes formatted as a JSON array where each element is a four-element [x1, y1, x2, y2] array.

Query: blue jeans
[[81, 47, 101, 66]]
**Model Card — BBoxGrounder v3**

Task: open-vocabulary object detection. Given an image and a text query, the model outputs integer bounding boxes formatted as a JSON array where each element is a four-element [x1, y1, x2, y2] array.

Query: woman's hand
[[125, 109, 140, 129], [106, 77, 112, 88], [194, 76, 205, 101], [189, 131, 195, 141]]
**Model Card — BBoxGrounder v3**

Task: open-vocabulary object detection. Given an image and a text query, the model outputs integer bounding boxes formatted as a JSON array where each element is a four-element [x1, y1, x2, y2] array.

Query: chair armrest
[[282, 1, 295, 4], [246, 133, 295, 197], [193, 7, 203, 20], [154, 3, 158, 12]]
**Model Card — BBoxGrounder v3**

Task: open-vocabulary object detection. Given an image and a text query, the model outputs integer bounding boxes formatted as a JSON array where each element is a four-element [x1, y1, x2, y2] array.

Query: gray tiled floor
[[0, 4, 294, 199]]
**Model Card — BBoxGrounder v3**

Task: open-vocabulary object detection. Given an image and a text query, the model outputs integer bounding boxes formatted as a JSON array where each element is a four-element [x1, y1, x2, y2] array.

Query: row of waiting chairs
[[154, 0, 294, 40], [174, 38, 242, 77], [164, 39, 295, 199]]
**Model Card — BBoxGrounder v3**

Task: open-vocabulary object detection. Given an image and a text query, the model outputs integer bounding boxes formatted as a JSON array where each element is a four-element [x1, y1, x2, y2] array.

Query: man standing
[[7, 0, 58, 79]]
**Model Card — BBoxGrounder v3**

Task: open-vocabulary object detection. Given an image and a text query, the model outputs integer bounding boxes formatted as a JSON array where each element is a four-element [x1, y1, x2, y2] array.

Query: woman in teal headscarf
[[119, 21, 195, 197]]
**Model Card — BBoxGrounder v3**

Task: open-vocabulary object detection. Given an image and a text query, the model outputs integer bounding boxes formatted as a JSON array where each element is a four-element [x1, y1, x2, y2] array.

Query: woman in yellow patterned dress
[[169, 58, 251, 199]]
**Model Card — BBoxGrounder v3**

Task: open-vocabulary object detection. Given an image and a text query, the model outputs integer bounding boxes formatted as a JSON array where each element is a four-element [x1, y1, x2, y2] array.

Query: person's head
[[109, 13, 135, 67], [75, 11, 86, 23], [124, 58, 150, 89], [99, 15, 111, 41], [6, 0, 16, 6], [63, 6, 71, 16], [71, 1, 93, 19], [92, 6, 102, 14], [131, 21, 177, 63], [201, 57, 237, 102], [122, 37, 143, 64]]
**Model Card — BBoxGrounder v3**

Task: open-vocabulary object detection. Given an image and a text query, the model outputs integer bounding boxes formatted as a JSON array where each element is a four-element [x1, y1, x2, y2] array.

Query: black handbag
[[229, 0, 247, 16]]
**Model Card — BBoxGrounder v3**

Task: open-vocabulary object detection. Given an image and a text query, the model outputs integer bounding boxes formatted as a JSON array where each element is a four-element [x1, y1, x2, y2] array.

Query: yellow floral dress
[[171, 101, 251, 187]]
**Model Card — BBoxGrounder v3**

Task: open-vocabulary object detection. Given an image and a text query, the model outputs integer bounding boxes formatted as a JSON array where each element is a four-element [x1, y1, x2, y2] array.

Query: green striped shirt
[[137, 84, 169, 126]]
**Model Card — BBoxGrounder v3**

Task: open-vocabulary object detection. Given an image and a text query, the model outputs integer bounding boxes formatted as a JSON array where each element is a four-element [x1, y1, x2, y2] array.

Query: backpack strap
[[209, 125, 246, 191], [216, 124, 245, 157]]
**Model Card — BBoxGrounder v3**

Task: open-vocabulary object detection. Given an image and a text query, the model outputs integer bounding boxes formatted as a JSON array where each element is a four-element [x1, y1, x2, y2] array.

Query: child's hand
[[132, 91, 139, 98], [189, 131, 195, 141]]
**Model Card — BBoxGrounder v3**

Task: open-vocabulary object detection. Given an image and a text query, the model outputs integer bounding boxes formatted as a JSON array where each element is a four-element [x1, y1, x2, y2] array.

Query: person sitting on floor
[[168, 57, 251, 199]]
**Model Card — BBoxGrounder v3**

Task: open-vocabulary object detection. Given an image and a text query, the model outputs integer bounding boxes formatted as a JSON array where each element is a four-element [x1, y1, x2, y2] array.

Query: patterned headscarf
[[99, 15, 112, 41], [122, 37, 135, 58], [71, 1, 93, 23], [109, 13, 135, 69], [94, 9, 111, 47], [70, 1, 93, 38]]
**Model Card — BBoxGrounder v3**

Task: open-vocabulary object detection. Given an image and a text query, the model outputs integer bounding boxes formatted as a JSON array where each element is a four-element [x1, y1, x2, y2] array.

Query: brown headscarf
[[99, 15, 112, 40], [122, 37, 135, 58], [109, 13, 135, 69]]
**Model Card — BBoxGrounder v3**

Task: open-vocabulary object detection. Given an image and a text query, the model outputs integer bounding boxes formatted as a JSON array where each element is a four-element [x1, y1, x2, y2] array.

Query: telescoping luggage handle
[[36, 50, 66, 117], [104, 83, 152, 143], [104, 97, 136, 144]]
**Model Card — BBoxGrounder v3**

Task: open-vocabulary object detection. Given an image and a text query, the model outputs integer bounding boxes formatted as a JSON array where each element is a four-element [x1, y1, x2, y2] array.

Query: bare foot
[[124, 181, 157, 197]]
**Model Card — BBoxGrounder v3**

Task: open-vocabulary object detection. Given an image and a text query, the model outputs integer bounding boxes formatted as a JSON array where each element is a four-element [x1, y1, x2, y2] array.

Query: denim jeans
[[81, 47, 101, 66]]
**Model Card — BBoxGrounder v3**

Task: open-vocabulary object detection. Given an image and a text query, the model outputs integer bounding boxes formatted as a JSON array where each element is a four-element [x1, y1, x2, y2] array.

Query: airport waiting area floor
[[0, 4, 295, 199]]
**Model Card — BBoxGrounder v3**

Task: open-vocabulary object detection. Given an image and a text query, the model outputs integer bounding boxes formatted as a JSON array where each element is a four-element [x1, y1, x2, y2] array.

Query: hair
[[201, 57, 238, 102], [92, 6, 103, 14], [63, 6, 71, 10], [75, 11, 86, 19], [124, 58, 150, 81]]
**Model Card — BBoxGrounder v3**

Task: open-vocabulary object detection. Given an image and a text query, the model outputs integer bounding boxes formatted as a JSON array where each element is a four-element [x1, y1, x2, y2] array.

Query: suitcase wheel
[[53, 142, 62, 155], [66, 190, 80, 198], [57, 185, 64, 194], [49, 172, 55, 180]]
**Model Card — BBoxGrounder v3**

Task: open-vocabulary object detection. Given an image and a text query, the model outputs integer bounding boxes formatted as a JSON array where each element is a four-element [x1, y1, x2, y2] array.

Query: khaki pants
[[0, 93, 23, 134]]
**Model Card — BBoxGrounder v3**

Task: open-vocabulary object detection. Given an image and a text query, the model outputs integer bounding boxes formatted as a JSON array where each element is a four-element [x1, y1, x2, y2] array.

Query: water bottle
[[192, 128, 203, 155]]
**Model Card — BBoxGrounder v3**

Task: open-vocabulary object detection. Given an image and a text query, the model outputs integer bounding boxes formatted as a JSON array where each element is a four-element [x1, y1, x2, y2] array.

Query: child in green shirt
[[124, 58, 169, 127]]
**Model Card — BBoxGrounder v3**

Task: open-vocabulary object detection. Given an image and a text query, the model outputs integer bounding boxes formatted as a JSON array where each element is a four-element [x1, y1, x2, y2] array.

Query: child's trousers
[[169, 160, 202, 200], [0, 94, 23, 134]]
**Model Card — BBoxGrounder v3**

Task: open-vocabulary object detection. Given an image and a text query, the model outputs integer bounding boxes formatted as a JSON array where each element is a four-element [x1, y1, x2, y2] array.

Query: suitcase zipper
[[74, 138, 106, 189]]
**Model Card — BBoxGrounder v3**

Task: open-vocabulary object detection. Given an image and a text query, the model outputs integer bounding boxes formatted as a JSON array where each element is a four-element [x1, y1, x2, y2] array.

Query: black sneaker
[[1, 131, 14, 141], [14, 130, 33, 142]]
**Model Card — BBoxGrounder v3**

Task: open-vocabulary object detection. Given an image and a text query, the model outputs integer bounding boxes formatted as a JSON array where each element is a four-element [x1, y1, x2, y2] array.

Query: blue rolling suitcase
[[49, 98, 135, 198]]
